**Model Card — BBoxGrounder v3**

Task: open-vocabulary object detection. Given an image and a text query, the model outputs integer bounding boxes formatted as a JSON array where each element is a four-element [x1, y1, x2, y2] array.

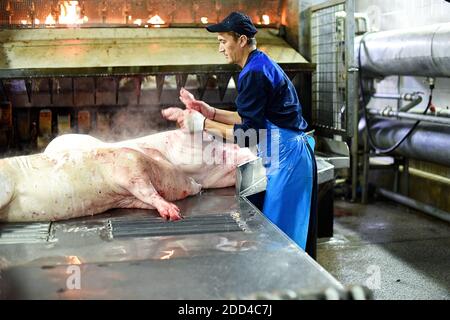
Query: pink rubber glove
[[179, 88, 216, 120]]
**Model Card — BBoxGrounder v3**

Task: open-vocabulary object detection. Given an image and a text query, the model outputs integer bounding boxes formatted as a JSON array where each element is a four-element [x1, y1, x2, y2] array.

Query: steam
[[89, 105, 176, 142]]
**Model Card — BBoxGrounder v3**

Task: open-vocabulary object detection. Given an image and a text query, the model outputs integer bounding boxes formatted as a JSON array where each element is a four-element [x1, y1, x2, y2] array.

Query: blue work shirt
[[233, 49, 308, 146]]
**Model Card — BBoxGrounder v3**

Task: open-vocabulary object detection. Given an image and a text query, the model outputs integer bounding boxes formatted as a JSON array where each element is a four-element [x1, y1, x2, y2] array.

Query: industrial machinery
[[355, 21, 450, 221], [0, 0, 359, 299]]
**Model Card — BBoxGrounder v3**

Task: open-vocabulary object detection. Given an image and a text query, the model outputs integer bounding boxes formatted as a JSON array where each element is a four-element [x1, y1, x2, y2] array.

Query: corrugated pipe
[[358, 118, 450, 167], [356, 23, 450, 78]]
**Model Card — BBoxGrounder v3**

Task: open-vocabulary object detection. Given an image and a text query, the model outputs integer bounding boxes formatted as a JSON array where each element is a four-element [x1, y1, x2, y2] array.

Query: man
[[167, 12, 317, 255]]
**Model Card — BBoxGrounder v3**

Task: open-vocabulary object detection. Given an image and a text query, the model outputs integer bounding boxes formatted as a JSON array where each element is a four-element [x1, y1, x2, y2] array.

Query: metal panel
[[311, 0, 354, 138], [0, 188, 345, 299], [111, 214, 245, 238], [0, 28, 313, 78], [0, 222, 51, 244]]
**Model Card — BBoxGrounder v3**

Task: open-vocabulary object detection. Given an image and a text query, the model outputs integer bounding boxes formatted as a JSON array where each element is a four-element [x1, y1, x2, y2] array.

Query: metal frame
[[310, 0, 355, 139]]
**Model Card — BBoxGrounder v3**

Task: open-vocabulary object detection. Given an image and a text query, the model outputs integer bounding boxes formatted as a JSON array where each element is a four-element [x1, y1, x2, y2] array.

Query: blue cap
[[206, 12, 257, 38]]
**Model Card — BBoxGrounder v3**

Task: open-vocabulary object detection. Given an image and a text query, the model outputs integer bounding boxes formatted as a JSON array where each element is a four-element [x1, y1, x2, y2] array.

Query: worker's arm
[[213, 109, 242, 125], [204, 118, 236, 142], [179, 87, 242, 125]]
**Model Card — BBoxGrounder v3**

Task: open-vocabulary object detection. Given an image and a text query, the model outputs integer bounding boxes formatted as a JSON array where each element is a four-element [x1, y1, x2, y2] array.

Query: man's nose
[[219, 45, 225, 53]]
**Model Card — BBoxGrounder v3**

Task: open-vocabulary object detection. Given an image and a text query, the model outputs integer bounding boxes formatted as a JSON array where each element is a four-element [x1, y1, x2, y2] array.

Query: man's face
[[217, 32, 243, 64]]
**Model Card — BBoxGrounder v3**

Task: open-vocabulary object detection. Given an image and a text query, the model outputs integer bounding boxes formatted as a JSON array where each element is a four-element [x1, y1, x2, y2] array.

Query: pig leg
[[127, 147, 203, 200], [111, 149, 181, 220], [125, 179, 181, 221], [112, 148, 201, 220]]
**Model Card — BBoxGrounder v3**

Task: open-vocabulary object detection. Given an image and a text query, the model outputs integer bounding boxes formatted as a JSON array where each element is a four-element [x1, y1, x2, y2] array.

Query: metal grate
[[0, 222, 51, 244], [111, 213, 245, 238], [311, 1, 348, 136]]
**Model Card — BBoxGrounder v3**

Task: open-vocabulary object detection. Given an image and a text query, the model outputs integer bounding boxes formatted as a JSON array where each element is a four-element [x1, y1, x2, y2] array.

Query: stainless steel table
[[0, 186, 343, 300]]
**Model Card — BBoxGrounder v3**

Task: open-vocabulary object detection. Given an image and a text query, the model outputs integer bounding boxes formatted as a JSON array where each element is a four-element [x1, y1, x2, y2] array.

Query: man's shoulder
[[239, 66, 266, 82], [247, 51, 274, 68]]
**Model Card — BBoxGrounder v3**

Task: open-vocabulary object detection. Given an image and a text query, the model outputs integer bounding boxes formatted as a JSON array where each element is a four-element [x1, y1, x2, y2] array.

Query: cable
[[358, 33, 435, 154]]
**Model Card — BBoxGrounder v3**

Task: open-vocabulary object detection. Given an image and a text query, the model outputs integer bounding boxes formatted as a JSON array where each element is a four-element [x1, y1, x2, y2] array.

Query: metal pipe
[[367, 108, 450, 126], [377, 188, 450, 224], [372, 93, 403, 100], [359, 118, 450, 167], [372, 93, 421, 101], [399, 95, 422, 112], [409, 109, 450, 118], [372, 92, 423, 112], [361, 129, 370, 204], [402, 158, 409, 196], [399, 165, 450, 187], [347, 0, 359, 202], [351, 131, 359, 202], [356, 23, 450, 77], [437, 109, 450, 117]]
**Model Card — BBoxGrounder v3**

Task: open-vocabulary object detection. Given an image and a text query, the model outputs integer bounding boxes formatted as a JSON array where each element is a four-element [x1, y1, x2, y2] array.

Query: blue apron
[[258, 120, 316, 250]]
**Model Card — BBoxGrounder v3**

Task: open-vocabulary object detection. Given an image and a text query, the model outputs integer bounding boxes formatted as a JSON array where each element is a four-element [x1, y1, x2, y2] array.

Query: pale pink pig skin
[[45, 128, 257, 189], [0, 147, 202, 222], [1, 128, 255, 222]]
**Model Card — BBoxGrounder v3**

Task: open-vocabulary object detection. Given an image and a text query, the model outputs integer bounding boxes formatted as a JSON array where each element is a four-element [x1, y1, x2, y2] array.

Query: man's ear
[[239, 35, 248, 48]]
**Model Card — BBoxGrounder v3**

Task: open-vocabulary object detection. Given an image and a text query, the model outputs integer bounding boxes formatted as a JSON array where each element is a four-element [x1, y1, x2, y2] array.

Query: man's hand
[[179, 88, 216, 119], [182, 109, 206, 132], [163, 107, 205, 132]]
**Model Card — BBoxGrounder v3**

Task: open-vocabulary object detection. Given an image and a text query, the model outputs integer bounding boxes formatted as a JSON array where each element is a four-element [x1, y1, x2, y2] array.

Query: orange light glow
[[201, 17, 208, 24], [58, 1, 88, 25], [45, 13, 56, 25], [262, 15, 270, 25], [66, 255, 82, 265], [147, 15, 165, 25], [160, 250, 174, 260]]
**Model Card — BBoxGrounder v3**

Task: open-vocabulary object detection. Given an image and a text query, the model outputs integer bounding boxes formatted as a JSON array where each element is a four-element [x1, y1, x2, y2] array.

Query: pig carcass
[[0, 121, 256, 222], [0, 147, 202, 222], [45, 125, 257, 189]]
